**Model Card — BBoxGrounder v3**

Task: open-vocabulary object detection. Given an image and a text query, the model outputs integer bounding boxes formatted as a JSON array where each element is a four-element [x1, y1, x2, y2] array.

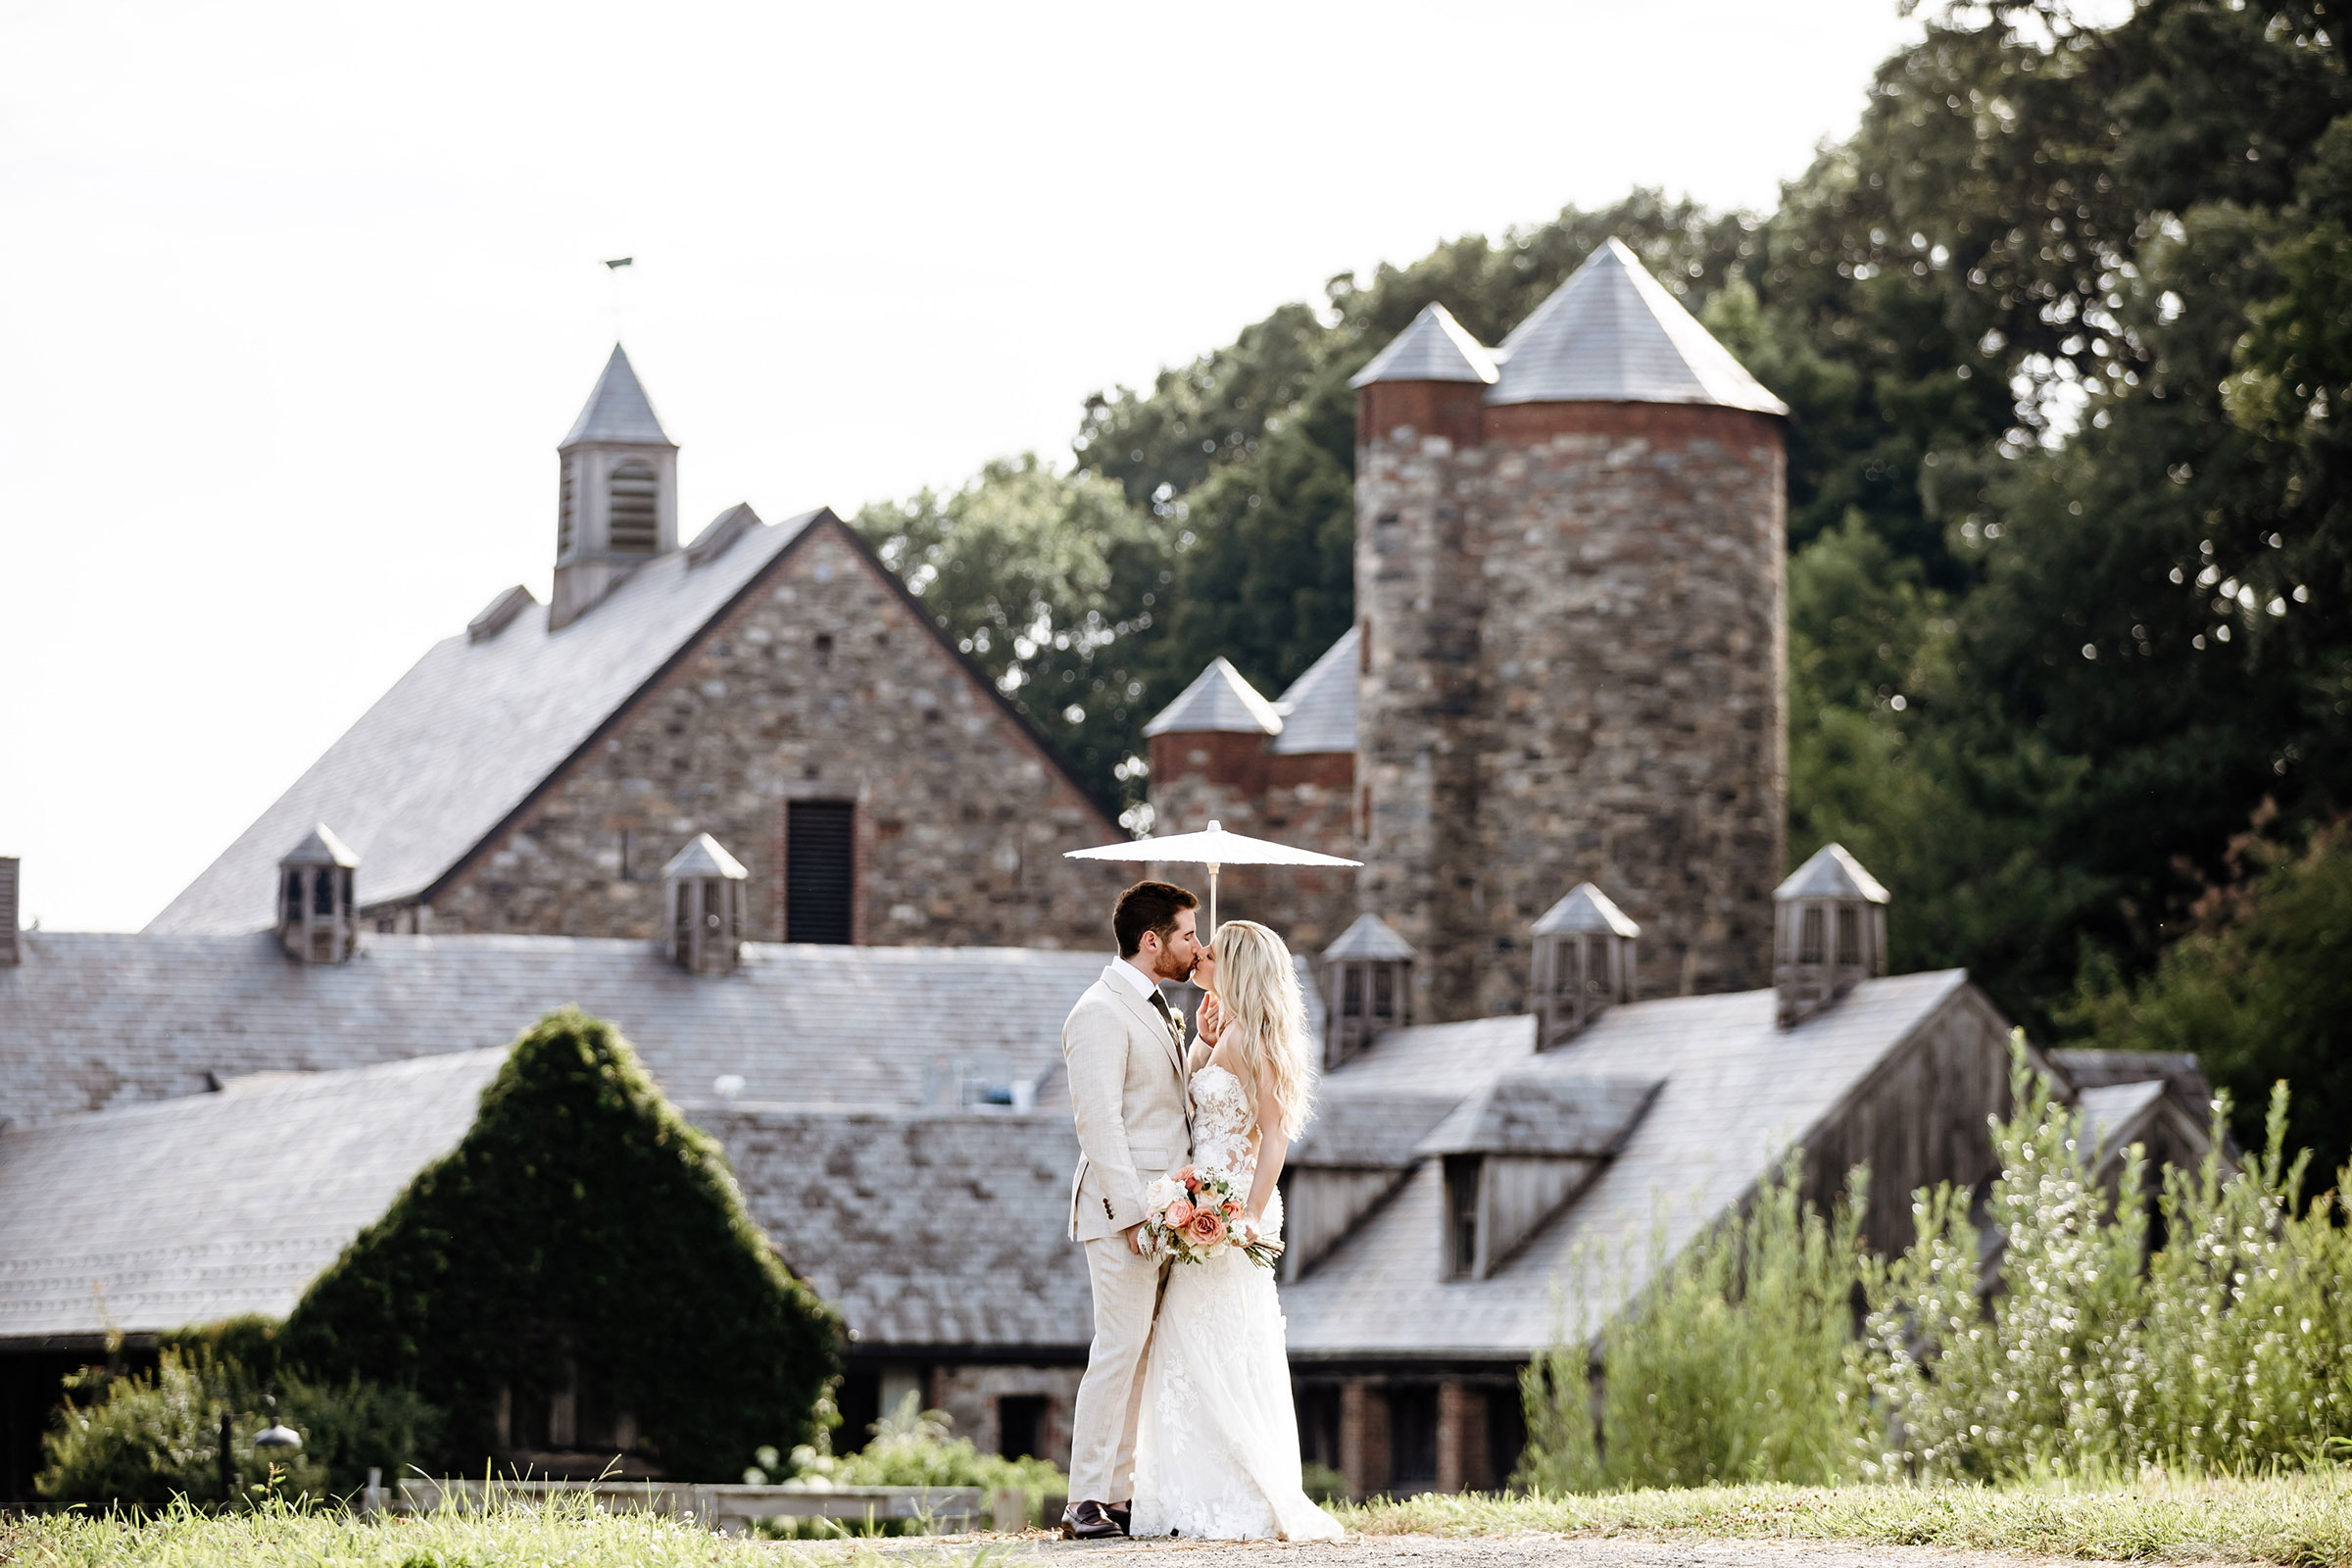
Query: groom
[[1058, 879, 1202, 1540]]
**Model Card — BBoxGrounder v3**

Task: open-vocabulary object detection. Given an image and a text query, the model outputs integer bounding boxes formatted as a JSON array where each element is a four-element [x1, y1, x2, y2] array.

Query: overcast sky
[[1, 1, 1927, 933]]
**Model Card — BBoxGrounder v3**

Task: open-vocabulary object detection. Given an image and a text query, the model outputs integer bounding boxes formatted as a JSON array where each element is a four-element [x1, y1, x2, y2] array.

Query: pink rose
[[1178, 1166, 1200, 1193], [1165, 1199, 1196, 1227], [1185, 1209, 1227, 1248], [1221, 1200, 1242, 1219]]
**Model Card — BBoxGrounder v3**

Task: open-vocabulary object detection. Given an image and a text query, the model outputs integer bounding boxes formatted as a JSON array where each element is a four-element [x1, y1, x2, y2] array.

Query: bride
[[1129, 919, 1346, 1542]]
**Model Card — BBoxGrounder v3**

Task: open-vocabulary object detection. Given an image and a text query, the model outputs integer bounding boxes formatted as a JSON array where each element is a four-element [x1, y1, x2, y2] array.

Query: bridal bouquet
[[1144, 1166, 1283, 1268]]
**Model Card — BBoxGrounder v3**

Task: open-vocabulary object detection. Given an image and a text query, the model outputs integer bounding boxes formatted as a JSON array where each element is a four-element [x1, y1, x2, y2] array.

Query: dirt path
[[870, 1535, 2178, 1568]]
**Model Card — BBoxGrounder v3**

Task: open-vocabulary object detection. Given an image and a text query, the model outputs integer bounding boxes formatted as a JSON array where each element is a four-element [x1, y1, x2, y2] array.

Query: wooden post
[[1338, 1380, 1389, 1500]]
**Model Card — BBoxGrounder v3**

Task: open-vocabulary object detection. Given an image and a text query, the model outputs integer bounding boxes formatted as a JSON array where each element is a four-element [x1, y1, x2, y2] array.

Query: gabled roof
[[1289, 1092, 1458, 1169], [1776, 843, 1891, 903], [148, 514, 824, 933], [562, 344, 674, 448], [1282, 969, 1983, 1360], [279, 823, 359, 869], [1143, 658, 1284, 738], [1270, 626, 1358, 756], [1322, 912, 1415, 962], [662, 833, 747, 881], [0, 1049, 505, 1342], [1349, 303, 1498, 388], [1415, 1070, 1662, 1158], [1532, 882, 1640, 938], [1487, 238, 1788, 415]]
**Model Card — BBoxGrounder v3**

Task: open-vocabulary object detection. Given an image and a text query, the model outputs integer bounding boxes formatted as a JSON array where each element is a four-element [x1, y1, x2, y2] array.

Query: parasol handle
[[1206, 862, 1219, 943]]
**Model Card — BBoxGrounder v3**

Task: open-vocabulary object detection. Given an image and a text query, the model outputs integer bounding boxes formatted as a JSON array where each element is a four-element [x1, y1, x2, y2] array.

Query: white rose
[[1146, 1176, 1181, 1209]]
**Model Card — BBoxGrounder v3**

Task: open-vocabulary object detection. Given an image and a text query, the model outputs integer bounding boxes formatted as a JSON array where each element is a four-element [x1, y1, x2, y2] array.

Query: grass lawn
[[1344, 1470, 2352, 1564], [7, 1472, 2351, 1566]]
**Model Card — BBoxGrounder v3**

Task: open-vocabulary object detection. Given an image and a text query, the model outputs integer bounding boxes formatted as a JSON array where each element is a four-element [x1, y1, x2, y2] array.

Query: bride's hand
[[1198, 992, 1224, 1045]]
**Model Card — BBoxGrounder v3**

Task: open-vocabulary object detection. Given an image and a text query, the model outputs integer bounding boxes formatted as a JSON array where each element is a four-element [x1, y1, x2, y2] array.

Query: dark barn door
[[785, 801, 856, 944]]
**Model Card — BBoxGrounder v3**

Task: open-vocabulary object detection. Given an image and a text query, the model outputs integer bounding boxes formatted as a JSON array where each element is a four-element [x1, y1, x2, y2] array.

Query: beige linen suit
[[1062, 962, 1193, 1505]]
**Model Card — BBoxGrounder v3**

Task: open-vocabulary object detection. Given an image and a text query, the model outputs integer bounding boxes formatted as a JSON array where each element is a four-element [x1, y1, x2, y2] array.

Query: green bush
[[760, 1395, 1066, 1536], [1520, 1039, 2352, 1492], [1518, 1155, 1870, 1492], [1858, 1049, 2352, 1480], [282, 1007, 841, 1481]]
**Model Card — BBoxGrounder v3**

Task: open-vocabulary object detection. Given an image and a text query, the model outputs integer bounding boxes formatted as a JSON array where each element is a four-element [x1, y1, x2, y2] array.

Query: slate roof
[[2080, 1079, 2168, 1161], [1322, 912, 1415, 962], [1487, 238, 1788, 415], [148, 512, 822, 934], [662, 833, 747, 880], [563, 344, 674, 447], [1532, 883, 1640, 938], [1349, 304, 1498, 388], [0, 931, 1105, 1127], [1144, 659, 1284, 738], [1289, 1092, 1457, 1168], [0, 1050, 505, 1343], [1270, 627, 1358, 756], [1282, 970, 1977, 1360], [1414, 1072, 1661, 1158], [1777, 843, 1891, 903], [705, 1105, 1090, 1350]]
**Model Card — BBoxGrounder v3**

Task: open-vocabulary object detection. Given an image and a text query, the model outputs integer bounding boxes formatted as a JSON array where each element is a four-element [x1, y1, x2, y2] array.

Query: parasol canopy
[[1064, 819, 1362, 936]]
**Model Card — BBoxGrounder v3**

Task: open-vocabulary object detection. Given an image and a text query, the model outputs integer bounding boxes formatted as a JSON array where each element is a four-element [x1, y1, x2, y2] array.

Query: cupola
[[1319, 913, 1414, 1068], [663, 833, 748, 976], [1774, 844, 1889, 1027], [1530, 883, 1638, 1048], [552, 344, 679, 631], [277, 824, 359, 964]]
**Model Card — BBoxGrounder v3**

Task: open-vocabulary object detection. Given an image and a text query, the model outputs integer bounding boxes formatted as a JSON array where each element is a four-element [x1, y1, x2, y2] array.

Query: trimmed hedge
[[281, 1007, 839, 1480]]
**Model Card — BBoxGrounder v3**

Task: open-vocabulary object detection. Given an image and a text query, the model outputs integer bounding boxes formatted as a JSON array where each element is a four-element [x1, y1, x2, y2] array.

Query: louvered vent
[[785, 801, 856, 945], [558, 460, 576, 558], [608, 462, 660, 554]]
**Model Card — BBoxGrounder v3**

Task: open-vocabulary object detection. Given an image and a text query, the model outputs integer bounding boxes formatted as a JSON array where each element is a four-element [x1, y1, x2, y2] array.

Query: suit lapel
[[1102, 963, 1185, 1080]]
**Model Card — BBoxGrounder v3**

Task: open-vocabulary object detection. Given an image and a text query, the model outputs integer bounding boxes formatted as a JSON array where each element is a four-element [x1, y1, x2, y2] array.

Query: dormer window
[[1444, 1156, 1483, 1279]]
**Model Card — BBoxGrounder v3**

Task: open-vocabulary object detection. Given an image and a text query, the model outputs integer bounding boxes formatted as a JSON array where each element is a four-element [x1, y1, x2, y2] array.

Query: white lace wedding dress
[[1130, 1064, 1345, 1541]]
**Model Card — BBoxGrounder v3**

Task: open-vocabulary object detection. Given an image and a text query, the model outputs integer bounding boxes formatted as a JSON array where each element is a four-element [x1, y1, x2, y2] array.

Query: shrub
[[281, 1007, 841, 1480], [1856, 1042, 2352, 1479], [768, 1395, 1066, 1536], [1518, 1154, 1871, 1491], [37, 1348, 324, 1508]]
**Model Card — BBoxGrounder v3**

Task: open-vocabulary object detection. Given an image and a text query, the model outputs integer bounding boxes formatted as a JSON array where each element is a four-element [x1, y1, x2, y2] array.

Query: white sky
[[1, 1, 1924, 933]]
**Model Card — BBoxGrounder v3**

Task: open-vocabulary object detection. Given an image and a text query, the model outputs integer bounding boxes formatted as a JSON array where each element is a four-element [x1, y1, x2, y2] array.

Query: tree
[[283, 1008, 840, 1481]]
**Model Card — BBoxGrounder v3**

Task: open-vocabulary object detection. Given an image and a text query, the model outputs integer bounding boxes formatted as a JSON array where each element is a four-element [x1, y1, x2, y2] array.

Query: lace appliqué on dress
[[1130, 1066, 1345, 1543]]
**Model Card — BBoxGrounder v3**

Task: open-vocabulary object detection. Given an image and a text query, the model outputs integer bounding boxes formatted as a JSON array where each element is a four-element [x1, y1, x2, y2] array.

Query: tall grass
[[1520, 1157, 1870, 1490], [1521, 1041, 2352, 1491]]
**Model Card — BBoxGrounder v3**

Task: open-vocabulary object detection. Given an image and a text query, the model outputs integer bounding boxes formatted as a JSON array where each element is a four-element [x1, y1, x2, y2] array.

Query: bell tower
[[552, 344, 679, 631]]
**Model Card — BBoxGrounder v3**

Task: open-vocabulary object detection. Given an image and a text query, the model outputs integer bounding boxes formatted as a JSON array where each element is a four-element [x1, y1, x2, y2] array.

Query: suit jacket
[[1063, 962, 1194, 1243]]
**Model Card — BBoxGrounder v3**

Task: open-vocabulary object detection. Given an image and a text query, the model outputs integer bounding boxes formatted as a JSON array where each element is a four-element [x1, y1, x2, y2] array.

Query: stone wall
[[422, 518, 1129, 949], [1145, 731, 1357, 957], [1357, 394, 1786, 1022]]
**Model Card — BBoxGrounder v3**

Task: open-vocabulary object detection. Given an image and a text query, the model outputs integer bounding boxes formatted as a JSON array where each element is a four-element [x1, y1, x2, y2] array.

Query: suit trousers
[[1065, 1233, 1166, 1503]]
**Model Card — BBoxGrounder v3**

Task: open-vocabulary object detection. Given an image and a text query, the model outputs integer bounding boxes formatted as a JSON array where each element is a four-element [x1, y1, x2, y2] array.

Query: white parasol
[[1064, 819, 1362, 937]]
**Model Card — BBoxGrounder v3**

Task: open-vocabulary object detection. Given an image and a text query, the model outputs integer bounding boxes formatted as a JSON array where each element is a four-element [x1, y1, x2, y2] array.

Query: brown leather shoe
[[1106, 1502, 1133, 1537], [1061, 1500, 1120, 1540]]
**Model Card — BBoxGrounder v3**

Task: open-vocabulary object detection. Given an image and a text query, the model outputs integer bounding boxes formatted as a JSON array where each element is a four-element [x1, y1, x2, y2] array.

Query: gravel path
[[873, 1536, 2132, 1568]]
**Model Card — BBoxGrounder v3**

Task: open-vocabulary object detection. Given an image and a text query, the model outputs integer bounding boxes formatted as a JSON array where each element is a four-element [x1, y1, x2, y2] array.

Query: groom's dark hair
[[1113, 880, 1198, 957]]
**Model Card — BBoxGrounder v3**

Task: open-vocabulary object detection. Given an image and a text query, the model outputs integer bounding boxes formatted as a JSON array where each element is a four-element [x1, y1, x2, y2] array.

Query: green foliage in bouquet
[[280, 1007, 840, 1480]]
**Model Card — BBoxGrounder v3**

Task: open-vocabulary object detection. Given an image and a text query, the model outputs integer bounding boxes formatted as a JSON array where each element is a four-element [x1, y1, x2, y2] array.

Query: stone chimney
[[1774, 844, 1889, 1028], [664, 833, 749, 976], [278, 825, 360, 964], [1320, 913, 1414, 1068], [0, 857, 19, 966], [1530, 883, 1638, 1049]]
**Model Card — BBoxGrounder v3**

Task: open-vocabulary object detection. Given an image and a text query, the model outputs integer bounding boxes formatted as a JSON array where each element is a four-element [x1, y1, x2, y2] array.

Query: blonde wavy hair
[[1202, 920, 1315, 1141]]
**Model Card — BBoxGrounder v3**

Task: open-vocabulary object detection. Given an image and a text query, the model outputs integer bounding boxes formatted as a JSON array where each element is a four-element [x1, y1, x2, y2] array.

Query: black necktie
[[1149, 990, 1183, 1049]]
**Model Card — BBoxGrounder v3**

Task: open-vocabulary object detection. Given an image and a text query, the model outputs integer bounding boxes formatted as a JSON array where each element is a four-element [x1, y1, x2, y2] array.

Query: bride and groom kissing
[[1058, 880, 1346, 1543]]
